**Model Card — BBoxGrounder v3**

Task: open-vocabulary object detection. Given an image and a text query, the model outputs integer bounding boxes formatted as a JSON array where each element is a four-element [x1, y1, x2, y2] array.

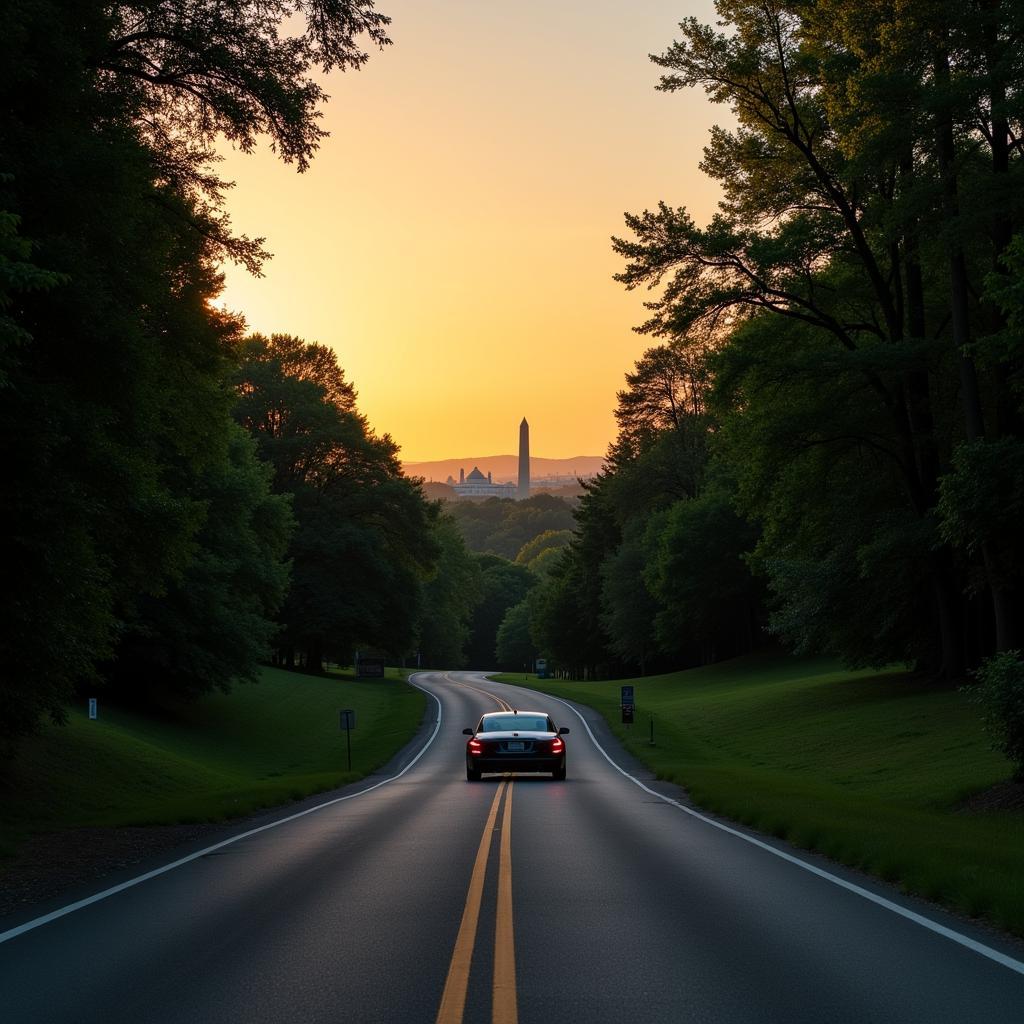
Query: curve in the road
[[3, 669, 1024, 1024]]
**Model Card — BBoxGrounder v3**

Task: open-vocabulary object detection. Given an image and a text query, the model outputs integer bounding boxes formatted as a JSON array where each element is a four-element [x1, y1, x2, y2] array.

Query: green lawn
[[0, 666, 425, 857], [494, 656, 1024, 936]]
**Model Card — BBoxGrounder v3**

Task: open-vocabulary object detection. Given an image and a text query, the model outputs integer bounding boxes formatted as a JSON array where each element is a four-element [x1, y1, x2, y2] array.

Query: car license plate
[[508, 741, 524, 752]]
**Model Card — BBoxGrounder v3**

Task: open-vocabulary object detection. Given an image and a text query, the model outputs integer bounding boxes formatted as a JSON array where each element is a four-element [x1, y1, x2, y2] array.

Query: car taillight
[[468, 739, 483, 753], [551, 737, 564, 754]]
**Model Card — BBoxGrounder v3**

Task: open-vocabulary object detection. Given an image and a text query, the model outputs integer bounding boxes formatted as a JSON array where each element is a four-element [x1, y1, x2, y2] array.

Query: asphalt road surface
[[2, 670, 1024, 1023]]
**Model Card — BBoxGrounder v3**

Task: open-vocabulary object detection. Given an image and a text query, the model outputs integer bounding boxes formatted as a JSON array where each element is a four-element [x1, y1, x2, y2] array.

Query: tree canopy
[[447, 494, 577, 560], [0, 0, 400, 752], [530, 0, 1024, 680], [233, 333, 438, 670]]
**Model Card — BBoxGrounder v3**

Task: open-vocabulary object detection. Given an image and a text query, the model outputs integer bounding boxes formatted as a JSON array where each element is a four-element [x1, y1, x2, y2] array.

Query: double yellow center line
[[445, 674, 514, 713], [435, 780, 517, 1024]]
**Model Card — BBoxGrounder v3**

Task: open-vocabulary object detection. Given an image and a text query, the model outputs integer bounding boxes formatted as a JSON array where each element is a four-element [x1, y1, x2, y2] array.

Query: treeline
[[417, 526, 571, 672], [524, 1, 1024, 682], [411, 498, 578, 673], [0, 0, 470, 754], [446, 495, 577, 560]]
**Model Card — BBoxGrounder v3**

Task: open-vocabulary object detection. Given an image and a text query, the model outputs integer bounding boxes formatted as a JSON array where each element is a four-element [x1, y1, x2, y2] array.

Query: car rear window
[[482, 715, 551, 732]]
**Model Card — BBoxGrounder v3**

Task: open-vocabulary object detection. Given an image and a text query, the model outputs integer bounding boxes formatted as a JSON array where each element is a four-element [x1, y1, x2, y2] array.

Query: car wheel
[[467, 762, 482, 781], [551, 759, 566, 781]]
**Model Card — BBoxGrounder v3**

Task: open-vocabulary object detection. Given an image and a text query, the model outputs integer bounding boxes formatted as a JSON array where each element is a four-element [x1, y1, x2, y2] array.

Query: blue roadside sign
[[621, 685, 635, 725]]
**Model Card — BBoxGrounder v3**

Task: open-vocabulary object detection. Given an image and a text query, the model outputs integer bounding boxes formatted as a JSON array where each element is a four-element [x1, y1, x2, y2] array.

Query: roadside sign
[[356, 657, 386, 679], [88, 698, 97, 720], [621, 685, 634, 726], [339, 709, 356, 771], [621, 685, 635, 706], [622, 704, 635, 725], [535, 658, 548, 679]]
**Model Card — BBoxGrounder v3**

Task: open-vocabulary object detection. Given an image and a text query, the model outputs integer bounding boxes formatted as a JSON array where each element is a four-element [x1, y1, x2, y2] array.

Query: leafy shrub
[[964, 651, 1024, 780]]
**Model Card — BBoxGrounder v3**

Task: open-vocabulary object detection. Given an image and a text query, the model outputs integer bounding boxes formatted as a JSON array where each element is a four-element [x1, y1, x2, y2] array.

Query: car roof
[[480, 710, 548, 718]]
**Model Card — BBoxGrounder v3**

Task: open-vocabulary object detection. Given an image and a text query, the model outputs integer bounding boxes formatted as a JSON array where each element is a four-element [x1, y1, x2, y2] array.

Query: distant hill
[[403, 454, 605, 484]]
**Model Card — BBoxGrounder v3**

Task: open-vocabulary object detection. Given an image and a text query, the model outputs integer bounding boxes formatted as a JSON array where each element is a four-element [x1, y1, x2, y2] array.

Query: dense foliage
[[464, 556, 536, 669], [232, 334, 438, 670], [415, 514, 482, 669], [447, 494, 577, 559], [528, 0, 1024, 684], [0, 0, 430, 753], [965, 651, 1024, 779]]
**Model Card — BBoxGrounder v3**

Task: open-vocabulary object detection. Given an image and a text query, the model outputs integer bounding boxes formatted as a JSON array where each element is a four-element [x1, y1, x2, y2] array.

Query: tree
[[964, 651, 1024, 780], [495, 600, 536, 673], [232, 334, 437, 670], [515, 530, 572, 566], [612, 339, 708, 463], [0, 0, 396, 748], [645, 482, 763, 665], [600, 342, 713, 524], [2, 0, 260, 740], [0, 203, 86, 749], [448, 494, 577, 559], [528, 478, 621, 679], [599, 526, 660, 675], [613, 0, 1024, 674], [91, 0, 392, 271], [464, 556, 536, 669], [416, 513, 482, 668], [113, 424, 294, 699], [712, 310, 945, 669]]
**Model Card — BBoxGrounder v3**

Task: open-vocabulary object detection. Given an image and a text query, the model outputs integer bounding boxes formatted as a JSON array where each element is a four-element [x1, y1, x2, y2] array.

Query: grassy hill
[[0, 666, 425, 857], [498, 656, 1024, 936]]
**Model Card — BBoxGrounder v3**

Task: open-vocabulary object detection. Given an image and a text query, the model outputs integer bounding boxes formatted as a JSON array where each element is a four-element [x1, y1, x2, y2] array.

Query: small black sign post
[[621, 685, 635, 726], [339, 709, 356, 770]]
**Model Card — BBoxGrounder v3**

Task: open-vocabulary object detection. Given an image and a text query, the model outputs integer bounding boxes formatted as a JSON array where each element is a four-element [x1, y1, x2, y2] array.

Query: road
[[2, 670, 1023, 1023]]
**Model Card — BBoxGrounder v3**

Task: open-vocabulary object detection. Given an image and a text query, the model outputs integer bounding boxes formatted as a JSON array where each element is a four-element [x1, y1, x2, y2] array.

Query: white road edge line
[[0, 675, 443, 947], [527, 688, 1024, 978]]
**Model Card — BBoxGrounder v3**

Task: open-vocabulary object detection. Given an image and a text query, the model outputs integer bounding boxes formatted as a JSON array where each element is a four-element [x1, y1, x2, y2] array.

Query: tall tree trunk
[[933, 46, 987, 442], [898, 153, 941, 489], [933, 42, 1014, 655], [981, 5, 1022, 648], [306, 636, 324, 674], [895, 151, 969, 675]]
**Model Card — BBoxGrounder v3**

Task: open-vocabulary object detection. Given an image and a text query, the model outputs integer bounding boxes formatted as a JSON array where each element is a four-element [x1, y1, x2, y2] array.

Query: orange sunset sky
[[218, 0, 721, 462]]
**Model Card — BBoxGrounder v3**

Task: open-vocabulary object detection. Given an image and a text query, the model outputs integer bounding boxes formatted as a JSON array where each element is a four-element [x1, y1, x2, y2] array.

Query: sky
[[217, 0, 722, 462]]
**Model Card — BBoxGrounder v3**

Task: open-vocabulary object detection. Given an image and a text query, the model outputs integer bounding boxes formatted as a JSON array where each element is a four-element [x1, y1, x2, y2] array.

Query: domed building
[[451, 465, 516, 500]]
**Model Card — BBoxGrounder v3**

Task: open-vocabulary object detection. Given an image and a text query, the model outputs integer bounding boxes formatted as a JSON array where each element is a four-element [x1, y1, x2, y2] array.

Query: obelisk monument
[[518, 418, 530, 500]]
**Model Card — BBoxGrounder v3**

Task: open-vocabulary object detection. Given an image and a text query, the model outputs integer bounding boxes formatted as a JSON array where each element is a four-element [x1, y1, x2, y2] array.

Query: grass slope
[[495, 656, 1024, 936], [0, 666, 425, 856]]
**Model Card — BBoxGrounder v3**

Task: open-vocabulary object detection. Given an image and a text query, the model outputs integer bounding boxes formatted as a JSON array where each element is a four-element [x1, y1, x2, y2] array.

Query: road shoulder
[[0, 675, 441, 927]]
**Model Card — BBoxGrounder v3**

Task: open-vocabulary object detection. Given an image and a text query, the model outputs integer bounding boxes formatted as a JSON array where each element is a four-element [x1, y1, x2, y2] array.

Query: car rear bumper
[[469, 757, 565, 774]]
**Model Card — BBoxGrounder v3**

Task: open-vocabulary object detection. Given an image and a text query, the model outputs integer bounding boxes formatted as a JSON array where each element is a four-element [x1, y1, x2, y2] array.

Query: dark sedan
[[463, 710, 569, 780]]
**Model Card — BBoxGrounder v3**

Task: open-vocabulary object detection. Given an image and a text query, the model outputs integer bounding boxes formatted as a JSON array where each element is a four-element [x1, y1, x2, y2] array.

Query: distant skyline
[[403, 453, 605, 484], [216, 1, 721, 461]]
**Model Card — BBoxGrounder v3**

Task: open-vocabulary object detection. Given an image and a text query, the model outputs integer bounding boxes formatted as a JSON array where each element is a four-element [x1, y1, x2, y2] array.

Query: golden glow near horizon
[[217, 0, 721, 461]]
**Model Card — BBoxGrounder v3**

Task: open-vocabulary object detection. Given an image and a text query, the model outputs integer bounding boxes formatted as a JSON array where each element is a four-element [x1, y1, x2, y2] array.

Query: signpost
[[621, 685, 635, 726], [339, 709, 356, 770], [88, 698, 97, 721], [355, 657, 386, 679]]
